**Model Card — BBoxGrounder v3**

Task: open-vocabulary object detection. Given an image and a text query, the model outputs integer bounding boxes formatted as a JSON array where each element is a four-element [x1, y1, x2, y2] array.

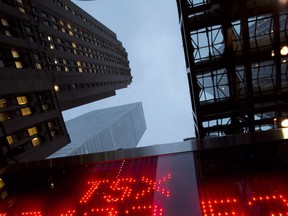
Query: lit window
[[5, 30, 11, 36], [17, 96, 27, 105], [59, 20, 64, 26], [42, 104, 49, 111], [11, 50, 19, 58], [0, 179, 4, 190], [54, 85, 60, 91], [0, 99, 7, 108], [32, 137, 41, 147], [18, 7, 26, 13], [17, 0, 23, 3], [0, 112, 10, 121], [47, 121, 53, 128], [72, 42, 77, 48], [69, 30, 73, 36], [281, 46, 288, 56], [76, 61, 81, 67], [54, 58, 59, 64], [27, 127, 38, 136], [15, 61, 23, 68], [67, 23, 72, 29], [61, 28, 66, 33], [47, 35, 52, 41], [6, 136, 14, 145], [49, 44, 55, 49], [1, 19, 9, 27], [35, 63, 42, 70], [21, 107, 32, 116], [64, 66, 69, 72], [78, 68, 83, 73]]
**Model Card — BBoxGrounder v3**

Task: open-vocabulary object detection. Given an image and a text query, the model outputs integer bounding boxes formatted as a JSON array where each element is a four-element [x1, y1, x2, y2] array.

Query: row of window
[[0, 94, 55, 120], [43, 31, 126, 68], [54, 80, 129, 92], [48, 56, 120, 74], [49, 0, 116, 40]]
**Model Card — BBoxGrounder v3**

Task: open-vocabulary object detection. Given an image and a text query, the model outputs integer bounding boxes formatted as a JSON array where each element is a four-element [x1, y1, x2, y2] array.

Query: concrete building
[[48, 102, 146, 158], [0, 0, 131, 165]]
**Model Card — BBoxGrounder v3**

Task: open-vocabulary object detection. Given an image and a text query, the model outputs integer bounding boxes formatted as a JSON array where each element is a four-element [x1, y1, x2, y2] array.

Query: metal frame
[[177, 0, 288, 139]]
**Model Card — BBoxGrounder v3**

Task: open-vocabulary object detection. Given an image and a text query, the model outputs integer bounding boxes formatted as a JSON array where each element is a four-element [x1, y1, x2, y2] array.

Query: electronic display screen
[[1, 146, 288, 216], [0, 153, 201, 216]]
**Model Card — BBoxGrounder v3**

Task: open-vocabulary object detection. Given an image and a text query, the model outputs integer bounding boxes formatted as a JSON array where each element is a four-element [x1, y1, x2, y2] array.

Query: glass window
[[21, 107, 32, 116], [0, 112, 11, 121], [54, 85, 60, 91], [18, 7, 26, 13], [5, 30, 11, 36], [33, 53, 40, 60], [0, 178, 4, 190], [17, 0, 23, 3], [24, 26, 32, 33], [1, 19, 9, 27], [15, 61, 23, 68], [35, 63, 42, 70], [27, 127, 38, 136], [6, 135, 14, 144], [49, 44, 55, 49], [0, 60, 4, 67], [17, 96, 27, 105], [68, 31, 73, 36], [32, 137, 41, 147], [47, 35, 52, 41], [11, 50, 19, 58], [0, 99, 7, 108]]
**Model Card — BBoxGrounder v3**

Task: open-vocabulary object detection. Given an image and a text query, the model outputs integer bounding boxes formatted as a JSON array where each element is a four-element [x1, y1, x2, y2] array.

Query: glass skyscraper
[[48, 102, 146, 158]]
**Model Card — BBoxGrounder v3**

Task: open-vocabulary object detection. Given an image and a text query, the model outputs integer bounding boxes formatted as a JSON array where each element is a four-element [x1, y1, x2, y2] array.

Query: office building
[[48, 102, 146, 158], [0, 0, 132, 165], [176, 0, 288, 139]]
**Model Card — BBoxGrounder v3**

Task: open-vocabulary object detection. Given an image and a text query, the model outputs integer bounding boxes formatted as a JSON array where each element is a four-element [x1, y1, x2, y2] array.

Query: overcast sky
[[63, 0, 194, 146]]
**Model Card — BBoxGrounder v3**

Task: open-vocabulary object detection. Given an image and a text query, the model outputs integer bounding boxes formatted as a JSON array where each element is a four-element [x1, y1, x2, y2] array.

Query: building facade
[[177, 0, 288, 139], [48, 102, 146, 158], [0, 0, 132, 165]]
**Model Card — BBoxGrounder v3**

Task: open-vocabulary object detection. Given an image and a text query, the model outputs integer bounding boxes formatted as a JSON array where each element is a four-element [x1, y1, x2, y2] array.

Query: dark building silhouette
[[0, 0, 131, 165], [176, 0, 288, 139]]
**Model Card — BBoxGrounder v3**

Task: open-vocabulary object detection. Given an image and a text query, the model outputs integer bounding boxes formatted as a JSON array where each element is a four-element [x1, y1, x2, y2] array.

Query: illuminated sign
[[1, 152, 288, 215], [0, 154, 198, 215]]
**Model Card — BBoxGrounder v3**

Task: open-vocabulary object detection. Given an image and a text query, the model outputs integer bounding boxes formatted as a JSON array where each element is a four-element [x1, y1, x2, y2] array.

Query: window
[[0, 112, 11, 121], [11, 50, 19, 58], [5, 30, 11, 36], [42, 104, 49, 111], [35, 63, 42, 70], [28, 36, 35, 42], [27, 127, 38, 136], [33, 53, 40, 60], [54, 85, 60, 91], [32, 137, 41, 147], [49, 44, 55, 49], [15, 61, 23, 68], [17, 96, 27, 105], [18, 7, 26, 13], [17, 0, 23, 3], [1, 19, 9, 27], [0, 179, 4, 190], [0, 60, 4, 67], [6, 134, 18, 145], [41, 12, 47, 18], [47, 35, 52, 41], [47, 121, 53, 128], [68, 30, 73, 36], [6, 135, 14, 145], [0, 99, 7, 108], [21, 107, 31, 116], [24, 26, 32, 33]]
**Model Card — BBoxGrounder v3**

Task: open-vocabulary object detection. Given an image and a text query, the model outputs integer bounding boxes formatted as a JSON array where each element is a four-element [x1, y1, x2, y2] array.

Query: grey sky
[[64, 0, 194, 146]]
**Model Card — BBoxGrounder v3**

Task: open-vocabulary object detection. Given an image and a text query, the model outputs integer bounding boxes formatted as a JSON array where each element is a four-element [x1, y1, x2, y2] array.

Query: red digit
[[201, 198, 238, 216]]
